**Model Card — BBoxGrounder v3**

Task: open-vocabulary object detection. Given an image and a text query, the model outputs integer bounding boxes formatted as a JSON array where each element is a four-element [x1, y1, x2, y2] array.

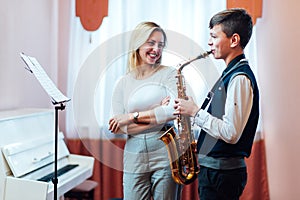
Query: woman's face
[[138, 30, 165, 66]]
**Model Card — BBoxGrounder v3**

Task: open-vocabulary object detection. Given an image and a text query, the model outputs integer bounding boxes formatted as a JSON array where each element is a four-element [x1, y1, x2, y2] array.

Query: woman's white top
[[111, 65, 178, 173]]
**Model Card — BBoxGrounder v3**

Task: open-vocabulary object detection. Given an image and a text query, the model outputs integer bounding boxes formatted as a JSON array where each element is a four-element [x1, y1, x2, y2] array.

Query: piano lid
[[0, 108, 55, 176], [2, 132, 69, 178], [0, 108, 54, 147]]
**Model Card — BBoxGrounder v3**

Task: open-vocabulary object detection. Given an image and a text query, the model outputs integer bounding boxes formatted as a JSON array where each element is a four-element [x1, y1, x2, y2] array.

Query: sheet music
[[20, 53, 71, 104]]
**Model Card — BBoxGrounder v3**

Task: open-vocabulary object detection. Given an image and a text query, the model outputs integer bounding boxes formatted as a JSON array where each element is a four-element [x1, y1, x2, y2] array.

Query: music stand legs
[[52, 103, 66, 200]]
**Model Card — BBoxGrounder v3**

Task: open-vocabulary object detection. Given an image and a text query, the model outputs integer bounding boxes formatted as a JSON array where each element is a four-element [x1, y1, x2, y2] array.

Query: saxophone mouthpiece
[[207, 50, 212, 55]]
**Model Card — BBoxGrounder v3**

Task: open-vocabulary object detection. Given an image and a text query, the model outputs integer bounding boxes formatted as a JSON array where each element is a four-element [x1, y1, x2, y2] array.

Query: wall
[[256, 0, 300, 199], [0, 0, 59, 110], [0, 0, 71, 133]]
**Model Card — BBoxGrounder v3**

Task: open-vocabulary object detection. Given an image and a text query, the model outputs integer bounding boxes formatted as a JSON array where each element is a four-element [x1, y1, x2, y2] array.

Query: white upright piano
[[0, 108, 94, 200]]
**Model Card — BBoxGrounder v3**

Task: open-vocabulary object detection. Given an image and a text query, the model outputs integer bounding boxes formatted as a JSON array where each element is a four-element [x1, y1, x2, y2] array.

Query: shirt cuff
[[154, 105, 174, 124], [193, 109, 207, 127]]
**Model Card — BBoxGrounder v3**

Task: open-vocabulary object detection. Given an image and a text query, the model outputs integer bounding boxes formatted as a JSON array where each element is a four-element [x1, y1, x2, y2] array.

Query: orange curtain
[[241, 139, 270, 200], [227, 0, 263, 25], [66, 138, 269, 200], [76, 0, 108, 31], [66, 139, 124, 200]]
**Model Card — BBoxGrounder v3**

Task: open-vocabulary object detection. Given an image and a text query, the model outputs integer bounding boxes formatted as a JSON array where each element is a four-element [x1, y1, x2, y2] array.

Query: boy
[[174, 8, 259, 200]]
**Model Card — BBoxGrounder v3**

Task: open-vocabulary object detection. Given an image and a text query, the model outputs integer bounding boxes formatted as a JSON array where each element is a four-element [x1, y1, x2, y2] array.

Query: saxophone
[[159, 51, 212, 185]]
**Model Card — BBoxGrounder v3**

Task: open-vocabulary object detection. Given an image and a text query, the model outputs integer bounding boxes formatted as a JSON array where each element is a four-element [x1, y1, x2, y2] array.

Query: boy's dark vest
[[197, 57, 259, 158]]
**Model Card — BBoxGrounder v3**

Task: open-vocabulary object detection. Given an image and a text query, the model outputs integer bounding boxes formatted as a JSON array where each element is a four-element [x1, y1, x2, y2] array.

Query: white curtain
[[66, 0, 259, 139]]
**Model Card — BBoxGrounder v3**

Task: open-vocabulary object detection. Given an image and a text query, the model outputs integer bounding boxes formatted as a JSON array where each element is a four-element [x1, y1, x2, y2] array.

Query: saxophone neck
[[178, 50, 212, 72]]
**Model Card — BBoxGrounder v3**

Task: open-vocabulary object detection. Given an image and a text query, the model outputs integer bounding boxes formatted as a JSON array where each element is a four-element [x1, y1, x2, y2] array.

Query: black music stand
[[20, 53, 71, 200]]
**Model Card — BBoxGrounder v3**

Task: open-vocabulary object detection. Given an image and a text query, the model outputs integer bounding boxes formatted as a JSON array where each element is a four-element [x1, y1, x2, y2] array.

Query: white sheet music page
[[20, 53, 71, 104]]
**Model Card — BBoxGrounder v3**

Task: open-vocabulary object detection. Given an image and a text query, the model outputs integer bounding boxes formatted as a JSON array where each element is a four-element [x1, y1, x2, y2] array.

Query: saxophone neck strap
[[200, 91, 214, 110], [200, 58, 248, 110]]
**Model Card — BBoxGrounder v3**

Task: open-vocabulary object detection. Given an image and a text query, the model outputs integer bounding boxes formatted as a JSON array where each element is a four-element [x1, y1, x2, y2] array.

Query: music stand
[[20, 53, 71, 200]]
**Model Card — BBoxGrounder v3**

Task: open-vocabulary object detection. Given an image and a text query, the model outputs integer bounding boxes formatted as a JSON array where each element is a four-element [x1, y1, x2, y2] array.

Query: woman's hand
[[161, 96, 171, 106], [109, 113, 132, 133], [109, 96, 171, 134]]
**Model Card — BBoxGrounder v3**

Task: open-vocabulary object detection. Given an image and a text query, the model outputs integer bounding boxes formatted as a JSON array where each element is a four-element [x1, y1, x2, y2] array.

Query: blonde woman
[[109, 22, 181, 200]]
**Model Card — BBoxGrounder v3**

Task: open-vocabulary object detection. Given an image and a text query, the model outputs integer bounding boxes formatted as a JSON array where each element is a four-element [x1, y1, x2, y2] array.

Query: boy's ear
[[230, 33, 240, 48]]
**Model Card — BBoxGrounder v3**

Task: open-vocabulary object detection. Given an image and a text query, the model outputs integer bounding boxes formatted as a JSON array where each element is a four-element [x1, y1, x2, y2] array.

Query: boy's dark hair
[[209, 8, 253, 49]]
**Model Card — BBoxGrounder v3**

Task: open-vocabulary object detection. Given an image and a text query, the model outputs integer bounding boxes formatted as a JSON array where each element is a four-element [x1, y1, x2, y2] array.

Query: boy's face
[[208, 24, 232, 61]]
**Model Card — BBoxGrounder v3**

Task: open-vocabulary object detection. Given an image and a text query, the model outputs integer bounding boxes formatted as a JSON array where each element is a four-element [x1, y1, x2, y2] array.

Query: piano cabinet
[[0, 108, 94, 200]]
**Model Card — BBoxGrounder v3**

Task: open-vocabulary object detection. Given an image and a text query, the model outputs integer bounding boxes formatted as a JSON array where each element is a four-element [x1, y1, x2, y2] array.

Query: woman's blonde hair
[[127, 22, 167, 72]]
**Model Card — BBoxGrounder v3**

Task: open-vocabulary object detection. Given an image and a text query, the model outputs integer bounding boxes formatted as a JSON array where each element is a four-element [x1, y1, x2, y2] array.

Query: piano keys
[[0, 108, 94, 200]]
